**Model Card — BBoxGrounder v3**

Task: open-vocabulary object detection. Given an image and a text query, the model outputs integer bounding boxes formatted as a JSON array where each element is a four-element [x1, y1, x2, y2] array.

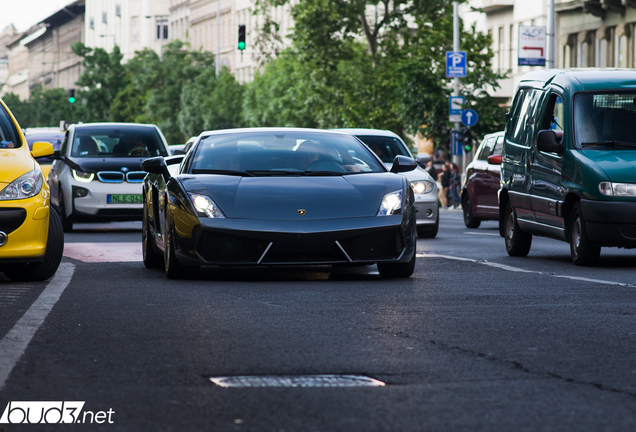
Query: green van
[[499, 69, 636, 266]]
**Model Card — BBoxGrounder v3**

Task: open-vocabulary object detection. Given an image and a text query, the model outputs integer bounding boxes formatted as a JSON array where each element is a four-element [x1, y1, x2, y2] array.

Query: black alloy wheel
[[142, 203, 163, 269], [462, 194, 481, 228], [59, 192, 73, 233], [504, 201, 532, 257], [377, 252, 416, 278], [569, 201, 600, 266]]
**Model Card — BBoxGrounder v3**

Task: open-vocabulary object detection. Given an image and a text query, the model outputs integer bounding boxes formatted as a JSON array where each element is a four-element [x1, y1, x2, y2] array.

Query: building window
[[102, 12, 107, 24], [156, 20, 169, 40], [498, 26, 504, 71], [131, 16, 139, 42], [509, 24, 514, 71], [89, 18, 94, 30], [116, 5, 121, 17]]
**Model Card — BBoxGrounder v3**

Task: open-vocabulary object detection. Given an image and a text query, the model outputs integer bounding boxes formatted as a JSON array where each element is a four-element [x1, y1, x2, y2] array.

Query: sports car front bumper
[[174, 215, 416, 266]]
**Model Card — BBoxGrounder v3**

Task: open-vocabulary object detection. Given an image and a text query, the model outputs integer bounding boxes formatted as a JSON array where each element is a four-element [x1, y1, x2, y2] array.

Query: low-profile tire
[[164, 229, 198, 279], [3, 209, 64, 282], [59, 193, 73, 233], [142, 209, 163, 269], [377, 252, 416, 278], [417, 214, 439, 238], [504, 201, 532, 257], [462, 194, 481, 228], [569, 201, 600, 266]]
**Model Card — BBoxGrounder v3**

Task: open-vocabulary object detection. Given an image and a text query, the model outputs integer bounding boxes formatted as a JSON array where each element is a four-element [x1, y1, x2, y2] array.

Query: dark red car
[[461, 131, 504, 228]]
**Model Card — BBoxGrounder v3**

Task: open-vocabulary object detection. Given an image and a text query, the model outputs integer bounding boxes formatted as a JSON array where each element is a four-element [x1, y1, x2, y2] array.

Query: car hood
[[0, 150, 35, 183], [180, 173, 404, 220], [68, 157, 147, 173], [581, 150, 636, 182], [383, 164, 433, 182]]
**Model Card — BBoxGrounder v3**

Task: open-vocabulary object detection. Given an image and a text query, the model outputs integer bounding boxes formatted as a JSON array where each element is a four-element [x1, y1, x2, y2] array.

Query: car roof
[[72, 122, 157, 129], [519, 69, 636, 93], [333, 128, 401, 139], [197, 127, 355, 137]]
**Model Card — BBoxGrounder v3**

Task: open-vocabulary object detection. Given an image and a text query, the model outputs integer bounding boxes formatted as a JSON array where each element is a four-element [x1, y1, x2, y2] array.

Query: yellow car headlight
[[0, 169, 43, 201]]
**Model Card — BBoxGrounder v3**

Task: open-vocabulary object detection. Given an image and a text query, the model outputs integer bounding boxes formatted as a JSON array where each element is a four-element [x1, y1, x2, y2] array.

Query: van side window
[[541, 93, 564, 132], [507, 88, 542, 145], [492, 136, 503, 155]]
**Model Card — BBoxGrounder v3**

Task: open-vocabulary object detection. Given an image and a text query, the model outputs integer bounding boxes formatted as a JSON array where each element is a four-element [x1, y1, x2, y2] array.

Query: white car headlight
[[0, 169, 43, 201], [72, 169, 95, 183], [599, 182, 636, 197], [189, 193, 225, 218], [377, 190, 403, 216], [410, 180, 435, 195]]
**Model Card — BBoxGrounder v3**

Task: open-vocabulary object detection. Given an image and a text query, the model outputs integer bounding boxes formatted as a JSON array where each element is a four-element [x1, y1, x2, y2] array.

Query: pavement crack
[[429, 340, 636, 399]]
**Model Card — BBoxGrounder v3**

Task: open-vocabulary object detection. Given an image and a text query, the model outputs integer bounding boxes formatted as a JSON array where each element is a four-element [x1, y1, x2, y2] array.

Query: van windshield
[[575, 92, 636, 149]]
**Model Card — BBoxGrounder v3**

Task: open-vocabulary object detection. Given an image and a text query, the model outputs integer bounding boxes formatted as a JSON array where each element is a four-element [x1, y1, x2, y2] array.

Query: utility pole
[[216, 0, 221, 77], [548, 0, 555, 68]]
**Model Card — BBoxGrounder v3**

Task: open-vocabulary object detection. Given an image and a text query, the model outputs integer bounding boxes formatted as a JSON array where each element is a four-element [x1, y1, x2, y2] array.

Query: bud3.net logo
[[0, 401, 115, 424]]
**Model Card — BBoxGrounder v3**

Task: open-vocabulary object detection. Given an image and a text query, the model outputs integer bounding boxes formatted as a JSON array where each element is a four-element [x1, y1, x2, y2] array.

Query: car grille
[[0, 208, 27, 234], [96, 171, 146, 183], [196, 227, 404, 264], [339, 228, 403, 261], [197, 231, 269, 263]]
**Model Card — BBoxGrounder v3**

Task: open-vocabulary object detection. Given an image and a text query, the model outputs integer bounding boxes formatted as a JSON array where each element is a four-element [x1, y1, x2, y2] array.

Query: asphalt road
[[1, 210, 636, 431]]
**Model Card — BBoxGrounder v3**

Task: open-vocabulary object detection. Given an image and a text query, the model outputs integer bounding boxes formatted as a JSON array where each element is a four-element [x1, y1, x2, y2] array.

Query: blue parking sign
[[446, 51, 467, 78]]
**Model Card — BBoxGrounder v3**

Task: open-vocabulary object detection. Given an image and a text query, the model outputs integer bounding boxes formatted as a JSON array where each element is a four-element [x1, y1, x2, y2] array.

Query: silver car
[[336, 129, 439, 238], [48, 123, 170, 232]]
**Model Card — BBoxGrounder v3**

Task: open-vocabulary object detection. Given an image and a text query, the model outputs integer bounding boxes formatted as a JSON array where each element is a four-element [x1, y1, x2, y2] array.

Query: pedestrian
[[450, 163, 461, 209], [438, 164, 449, 208], [426, 160, 438, 182]]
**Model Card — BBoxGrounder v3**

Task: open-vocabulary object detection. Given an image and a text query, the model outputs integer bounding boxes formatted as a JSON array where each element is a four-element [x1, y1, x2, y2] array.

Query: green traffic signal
[[238, 25, 246, 51], [68, 96, 76, 104], [238, 41, 245, 50]]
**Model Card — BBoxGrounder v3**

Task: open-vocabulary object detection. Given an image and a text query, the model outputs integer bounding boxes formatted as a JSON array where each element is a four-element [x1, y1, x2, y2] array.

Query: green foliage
[[2, 86, 81, 129], [250, 0, 507, 153]]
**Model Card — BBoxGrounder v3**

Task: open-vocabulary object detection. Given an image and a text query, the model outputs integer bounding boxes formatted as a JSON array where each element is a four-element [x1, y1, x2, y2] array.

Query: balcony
[[481, 0, 514, 13]]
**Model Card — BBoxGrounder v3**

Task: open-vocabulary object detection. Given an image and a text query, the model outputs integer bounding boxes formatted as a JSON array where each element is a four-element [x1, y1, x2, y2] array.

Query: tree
[[72, 43, 127, 122]]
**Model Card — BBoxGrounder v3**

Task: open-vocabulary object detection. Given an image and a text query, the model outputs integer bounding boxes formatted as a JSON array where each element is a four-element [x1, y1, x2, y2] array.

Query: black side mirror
[[141, 156, 171, 181], [50, 150, 62, 160], [537, 130, 563, 154], [390, 155, 417, 173], [415, 153, 431, 168]]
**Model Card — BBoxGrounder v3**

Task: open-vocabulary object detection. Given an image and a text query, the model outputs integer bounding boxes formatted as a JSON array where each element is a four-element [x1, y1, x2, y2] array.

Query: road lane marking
[[417, 253, 635, 287], [0, 263, 75, 391], [463, 232, 500, 236], [64, 242, 142, 262]]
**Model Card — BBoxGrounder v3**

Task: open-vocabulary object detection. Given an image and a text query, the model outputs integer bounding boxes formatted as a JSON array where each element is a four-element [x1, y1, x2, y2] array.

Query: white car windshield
[[71, 126, 168, 158]]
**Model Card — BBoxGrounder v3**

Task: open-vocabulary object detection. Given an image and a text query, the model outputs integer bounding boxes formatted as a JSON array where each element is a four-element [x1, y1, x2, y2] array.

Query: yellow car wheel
[[2, 210, 64, 281]]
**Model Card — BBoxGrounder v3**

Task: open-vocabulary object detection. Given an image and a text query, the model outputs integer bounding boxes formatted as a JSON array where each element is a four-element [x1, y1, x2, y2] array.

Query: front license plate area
[[107, 194, 143, 204]]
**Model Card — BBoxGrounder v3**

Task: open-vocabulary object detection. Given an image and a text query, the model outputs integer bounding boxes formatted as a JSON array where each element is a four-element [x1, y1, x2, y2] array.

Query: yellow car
[[0, 98, 64, 281]]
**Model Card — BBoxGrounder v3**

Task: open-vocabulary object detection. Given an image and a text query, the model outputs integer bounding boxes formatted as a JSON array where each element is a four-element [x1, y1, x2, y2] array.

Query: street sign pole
[[453, 1, 462, 172]]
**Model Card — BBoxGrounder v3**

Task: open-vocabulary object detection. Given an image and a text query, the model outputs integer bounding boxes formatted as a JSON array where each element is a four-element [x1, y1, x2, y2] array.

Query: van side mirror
[[141, 156, 171, 181], [487, 154, 501, 165], [390, 155, 417, 173], [537, 130, 562, 154]]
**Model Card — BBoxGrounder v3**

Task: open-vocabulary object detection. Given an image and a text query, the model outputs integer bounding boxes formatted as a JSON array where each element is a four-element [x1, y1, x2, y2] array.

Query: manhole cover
[[210, 375, 385, 388]]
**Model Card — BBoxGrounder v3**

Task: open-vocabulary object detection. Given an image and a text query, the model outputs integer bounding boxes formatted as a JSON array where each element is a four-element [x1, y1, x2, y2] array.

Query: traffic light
[[238, 25, 246, 51], [461, 128, 473, 153], [67, 88, 76, 104]]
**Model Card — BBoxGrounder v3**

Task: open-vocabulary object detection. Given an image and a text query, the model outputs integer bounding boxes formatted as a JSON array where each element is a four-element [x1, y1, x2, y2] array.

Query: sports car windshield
[[575, 92, 636, 149], [189, 131, 385, 175]]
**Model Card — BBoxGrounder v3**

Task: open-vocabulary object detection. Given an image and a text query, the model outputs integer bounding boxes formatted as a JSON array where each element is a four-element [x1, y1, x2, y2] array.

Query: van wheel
[[462, 195, 481, 228], [504, 202, 532, 257], [3, 210, 64, 282], [570, 202, 600, 266]]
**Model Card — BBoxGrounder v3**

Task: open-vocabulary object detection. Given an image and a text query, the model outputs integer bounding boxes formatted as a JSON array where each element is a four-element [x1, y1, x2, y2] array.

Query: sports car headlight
[[599, 182, 636, 197], [0, 169, 43, 201], [72, 169, 94, 183], [189, 193, 225, 218], [377, 190, 403, 216], [410, 180, 435, 195]]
